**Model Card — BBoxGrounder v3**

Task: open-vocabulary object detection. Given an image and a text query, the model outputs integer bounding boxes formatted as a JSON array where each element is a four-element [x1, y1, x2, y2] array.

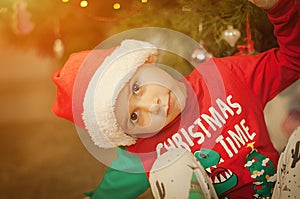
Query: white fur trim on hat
[[82, 40, 158, 148]]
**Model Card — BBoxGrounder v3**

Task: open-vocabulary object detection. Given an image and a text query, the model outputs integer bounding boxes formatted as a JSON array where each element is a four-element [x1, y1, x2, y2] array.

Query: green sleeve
[[85, 147, 150, 199]]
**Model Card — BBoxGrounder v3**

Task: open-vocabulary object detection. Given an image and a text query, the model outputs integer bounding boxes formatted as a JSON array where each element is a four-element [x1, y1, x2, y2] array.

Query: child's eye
[[132, 82, 140, 95], [130, 111, 138, 123]]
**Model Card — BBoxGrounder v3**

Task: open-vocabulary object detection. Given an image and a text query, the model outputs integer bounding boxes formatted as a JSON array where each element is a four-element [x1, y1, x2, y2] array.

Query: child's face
[[115, 64, 187, 138]]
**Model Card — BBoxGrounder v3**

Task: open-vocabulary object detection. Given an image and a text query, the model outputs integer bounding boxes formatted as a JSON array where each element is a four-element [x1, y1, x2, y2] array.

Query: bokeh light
[[80, 0, 88, 8], [113, 3, 121, 10]]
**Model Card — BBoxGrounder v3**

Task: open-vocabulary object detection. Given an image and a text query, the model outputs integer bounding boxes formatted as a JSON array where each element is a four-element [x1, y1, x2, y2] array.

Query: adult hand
[[248, 0, 278, 9]]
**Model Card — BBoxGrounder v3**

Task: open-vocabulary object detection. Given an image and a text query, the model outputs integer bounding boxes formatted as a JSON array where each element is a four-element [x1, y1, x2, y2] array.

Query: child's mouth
[[166, 91, 171, 116]]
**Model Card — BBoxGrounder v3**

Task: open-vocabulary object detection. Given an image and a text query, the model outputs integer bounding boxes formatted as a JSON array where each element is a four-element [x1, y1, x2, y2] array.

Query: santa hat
[[52, 40, 157, 148]]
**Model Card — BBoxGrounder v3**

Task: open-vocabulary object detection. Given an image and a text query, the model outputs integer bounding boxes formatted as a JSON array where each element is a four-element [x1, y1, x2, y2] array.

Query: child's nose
[[149, 104, 160, 114], [140, 97, 161, 114]]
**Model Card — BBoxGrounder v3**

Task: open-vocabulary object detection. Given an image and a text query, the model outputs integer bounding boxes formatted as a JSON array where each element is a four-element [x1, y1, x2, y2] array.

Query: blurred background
[[0, 0, 299, 198]]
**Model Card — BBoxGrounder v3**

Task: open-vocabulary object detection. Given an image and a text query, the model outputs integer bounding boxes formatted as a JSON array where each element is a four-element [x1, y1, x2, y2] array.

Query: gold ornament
[[222, 25, 241, 47]]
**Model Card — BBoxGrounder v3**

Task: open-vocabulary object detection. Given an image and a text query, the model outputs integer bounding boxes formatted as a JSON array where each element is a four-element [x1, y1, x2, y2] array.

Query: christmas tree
[[244, 142, 277, 198], [1, 0, 296, 63]]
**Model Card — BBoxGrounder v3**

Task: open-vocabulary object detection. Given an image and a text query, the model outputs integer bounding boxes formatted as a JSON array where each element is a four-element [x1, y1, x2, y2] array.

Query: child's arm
[[215, 0, 300, 106], [84, 147, 150, 199]]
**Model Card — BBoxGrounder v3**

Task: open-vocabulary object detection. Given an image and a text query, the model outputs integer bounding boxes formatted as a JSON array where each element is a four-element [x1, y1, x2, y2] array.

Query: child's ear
[[145, 54, 157, 64]]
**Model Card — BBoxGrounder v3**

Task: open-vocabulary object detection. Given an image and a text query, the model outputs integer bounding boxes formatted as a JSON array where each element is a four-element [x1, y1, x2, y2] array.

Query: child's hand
[[248, 0, 278, 9]]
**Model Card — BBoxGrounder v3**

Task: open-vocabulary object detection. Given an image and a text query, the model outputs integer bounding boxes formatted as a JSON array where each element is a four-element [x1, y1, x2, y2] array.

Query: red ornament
[[12, 0, 35, 35], [235, 17, 255, 55]]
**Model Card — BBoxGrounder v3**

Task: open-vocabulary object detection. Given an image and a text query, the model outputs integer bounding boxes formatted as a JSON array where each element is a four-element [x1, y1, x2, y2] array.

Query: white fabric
[[149, 148, 218, 199], [272, 126, 300, 198]]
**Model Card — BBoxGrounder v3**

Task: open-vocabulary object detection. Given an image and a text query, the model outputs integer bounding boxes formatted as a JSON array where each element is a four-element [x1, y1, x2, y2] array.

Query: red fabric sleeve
[[213, 0, 300, 106]]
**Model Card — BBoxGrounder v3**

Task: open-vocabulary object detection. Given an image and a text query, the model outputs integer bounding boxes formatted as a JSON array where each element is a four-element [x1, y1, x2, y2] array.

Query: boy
[[52, 0, 300, 198]]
